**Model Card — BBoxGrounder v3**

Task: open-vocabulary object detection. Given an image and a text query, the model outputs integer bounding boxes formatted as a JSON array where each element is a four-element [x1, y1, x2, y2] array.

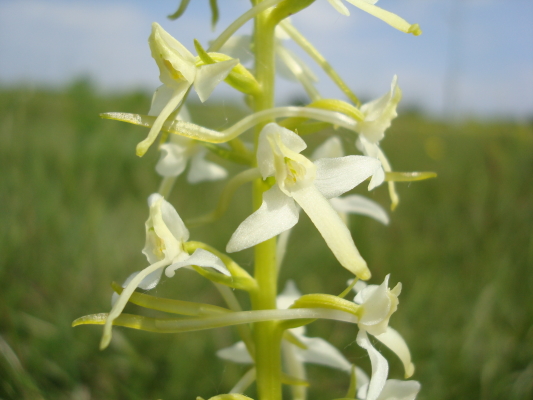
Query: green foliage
[[0, 83, 532, 399]]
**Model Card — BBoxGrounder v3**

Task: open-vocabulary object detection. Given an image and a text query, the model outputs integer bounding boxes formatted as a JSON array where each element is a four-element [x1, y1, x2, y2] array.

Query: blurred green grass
[[1, 80, 532, 400]]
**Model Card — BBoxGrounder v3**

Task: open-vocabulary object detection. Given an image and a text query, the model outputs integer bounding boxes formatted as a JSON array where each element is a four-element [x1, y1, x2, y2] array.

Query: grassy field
[[1, 81, 532, 400]]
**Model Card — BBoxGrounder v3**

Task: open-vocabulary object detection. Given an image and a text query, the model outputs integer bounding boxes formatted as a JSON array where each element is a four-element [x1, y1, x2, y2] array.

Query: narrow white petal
[[186, 148, 227, 183], [292, 185, 370, 280], [101, 259, 168, 349], [194, 58, 239, 102], [377, 379, 421, 400], [156, 194, 190, 243], [230, 368, 257, 394], [165, 248, 229, 277], [136, 83, 189, 157], [282, 341, 307, 400], [276, 228, 293, 271], [327, 0, 351, 16], [311, 136, 344, 160], [314, 156, 381, 199], [330, 195, 389, 225], [226, 186, 299, 253], [217, 341, 254, 364], [374, 327, 415, 379], [156, 143, 188, 177], [296, 336, 351, 372], [277, 280, 302, 310], [356, 331, 388, 400]]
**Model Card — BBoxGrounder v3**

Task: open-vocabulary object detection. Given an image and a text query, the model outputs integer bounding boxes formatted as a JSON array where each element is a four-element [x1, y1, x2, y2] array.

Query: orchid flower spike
[[101, 193, 229, 350], [156, 107, 227, 183], [226, 123, 381, 280], [136, 23, 239, 157], [327, 0, 422, 36]]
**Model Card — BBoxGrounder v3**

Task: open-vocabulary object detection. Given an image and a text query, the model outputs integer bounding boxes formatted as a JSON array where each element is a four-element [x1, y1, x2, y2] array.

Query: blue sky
[[0, 0, 532, 118]]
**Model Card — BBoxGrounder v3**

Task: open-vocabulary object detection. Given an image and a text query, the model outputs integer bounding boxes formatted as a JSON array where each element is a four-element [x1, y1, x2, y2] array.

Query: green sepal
[[184, 241, 258, 292], [110, 282, 230, 316], [194, 40, 261, 96], [281, 372, 309, 387], [209, 0, 219, 30], [167, 0, 191, 20], [291, 294, 361, 317], [385, 171, 437, 182]]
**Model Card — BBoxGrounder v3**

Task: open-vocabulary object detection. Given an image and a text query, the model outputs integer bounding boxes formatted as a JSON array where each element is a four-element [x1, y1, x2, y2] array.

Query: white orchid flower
[[217, 281, 369, 397], [326, 0, 422, 36], [351, 275, 415, 397], [226, 123, 380, 280], [312, 136, 389, 224], [357, 379, 421, 400], [101, 193, 230, 349], [136, 22, 239, 157], [155, 107, 227, 183]]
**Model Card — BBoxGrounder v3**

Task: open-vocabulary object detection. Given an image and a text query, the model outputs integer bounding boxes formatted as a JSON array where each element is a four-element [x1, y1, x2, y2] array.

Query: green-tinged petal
[[296, 335, 352, 372], [282, 341, 307, 400], [374, 327, 415, 379], [136, 83, 189, 157], [385, 171, 437, 182], [156, 143, 188, 177], [345, 0, 422, 36], [111, 281, 230, 316], [291, 185, 371, 280]]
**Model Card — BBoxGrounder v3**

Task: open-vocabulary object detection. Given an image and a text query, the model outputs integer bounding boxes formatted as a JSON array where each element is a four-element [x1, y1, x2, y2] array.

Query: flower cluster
[[74, 2, 434, 400]]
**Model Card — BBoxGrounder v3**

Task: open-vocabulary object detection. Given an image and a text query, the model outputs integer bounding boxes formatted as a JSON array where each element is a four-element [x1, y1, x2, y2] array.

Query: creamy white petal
[[111, 268, 164, 306], [296, 335, 351, 372], [311, 136, 345, 160], [165, 248, 229, 277], [282, 340, 307, 400], [356, 330, 388, 400], [217, 341, 254, 364], [277, 280, 302, 310], [357, 276, 392, 325], [150, 193, 190, 243], [291, 184, 370, 280], [194, 58, 239, 102], [314, 156, 381, 199], [226, 185, 299, 253], [374, 327, 415, 379], [330, 195, 389, 225], [149, 85, 176, 116], [187, 148, 227, 183], [375, 379, 421, 400], [344, 2, 421, 36], [156, 143, 188, 177], [327, 0, 351, 15]]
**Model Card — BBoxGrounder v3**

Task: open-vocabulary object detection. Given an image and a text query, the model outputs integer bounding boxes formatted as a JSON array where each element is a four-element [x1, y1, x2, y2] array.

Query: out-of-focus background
[[1, 1, 532, 399]]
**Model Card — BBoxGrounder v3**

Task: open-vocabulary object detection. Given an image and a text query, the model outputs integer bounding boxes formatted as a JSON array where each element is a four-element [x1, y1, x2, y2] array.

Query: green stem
[[252, 7, 283, 400]]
